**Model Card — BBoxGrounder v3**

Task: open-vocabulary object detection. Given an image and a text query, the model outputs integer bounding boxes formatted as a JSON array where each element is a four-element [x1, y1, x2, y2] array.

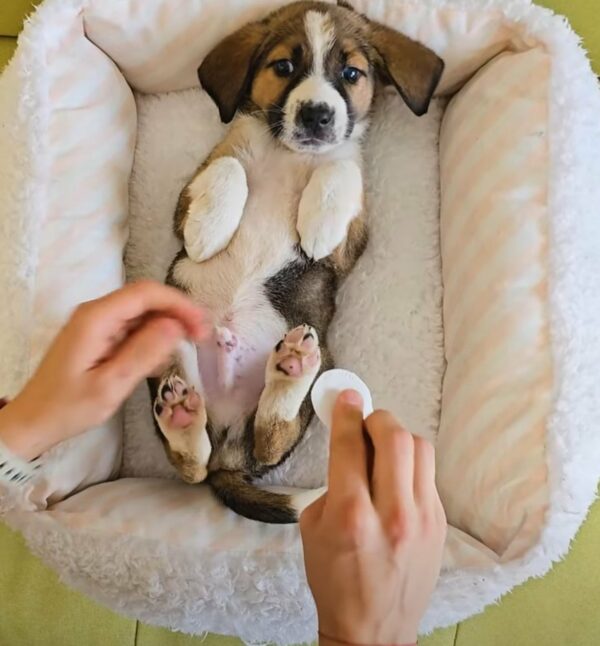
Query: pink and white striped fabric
[[438, 48, 552, 567]]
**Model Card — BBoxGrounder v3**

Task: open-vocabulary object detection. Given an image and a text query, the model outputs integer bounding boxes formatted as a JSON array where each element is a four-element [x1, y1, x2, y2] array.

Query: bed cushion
[[0, 2, 135, 512], [438, 48, 552, 565]]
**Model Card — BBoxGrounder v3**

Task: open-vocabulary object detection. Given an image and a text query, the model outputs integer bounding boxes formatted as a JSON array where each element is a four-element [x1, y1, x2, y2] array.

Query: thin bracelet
[[0, 398, 42, 486], [318, 630, 417, 646]]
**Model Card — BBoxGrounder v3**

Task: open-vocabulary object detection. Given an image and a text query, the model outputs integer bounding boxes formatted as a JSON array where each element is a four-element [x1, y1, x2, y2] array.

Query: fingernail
[[339, 389, 363, 408]]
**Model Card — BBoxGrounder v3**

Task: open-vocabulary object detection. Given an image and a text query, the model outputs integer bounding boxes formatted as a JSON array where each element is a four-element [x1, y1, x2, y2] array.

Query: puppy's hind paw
[[268, 325, 321, 382]]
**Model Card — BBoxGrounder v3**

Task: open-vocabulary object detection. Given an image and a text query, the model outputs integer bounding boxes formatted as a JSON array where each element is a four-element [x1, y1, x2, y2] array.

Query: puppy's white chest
[[240, 135, 313, 233]]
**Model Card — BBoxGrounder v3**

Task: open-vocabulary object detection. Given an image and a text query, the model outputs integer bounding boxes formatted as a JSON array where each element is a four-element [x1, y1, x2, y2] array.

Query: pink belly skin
[[195, 325, 272, 424]]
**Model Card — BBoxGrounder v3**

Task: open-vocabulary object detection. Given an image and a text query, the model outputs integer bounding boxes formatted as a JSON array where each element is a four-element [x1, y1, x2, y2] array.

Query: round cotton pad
[[311, 369, 374, 430]]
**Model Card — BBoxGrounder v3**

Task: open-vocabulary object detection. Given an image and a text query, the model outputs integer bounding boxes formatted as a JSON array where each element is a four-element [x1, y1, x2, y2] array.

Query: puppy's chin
[[279, 129, 345, 155], [283, 139, 340, 155], [277, 119, 369, 155]]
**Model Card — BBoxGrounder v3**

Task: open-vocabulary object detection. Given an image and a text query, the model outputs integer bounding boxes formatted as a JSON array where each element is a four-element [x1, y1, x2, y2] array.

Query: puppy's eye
[[272, 59, 295, 77], [342, 66, 362, 84]]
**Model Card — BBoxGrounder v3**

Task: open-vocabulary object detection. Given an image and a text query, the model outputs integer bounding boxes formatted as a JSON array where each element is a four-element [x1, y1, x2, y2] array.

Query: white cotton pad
[[311, 369, 374, 430]]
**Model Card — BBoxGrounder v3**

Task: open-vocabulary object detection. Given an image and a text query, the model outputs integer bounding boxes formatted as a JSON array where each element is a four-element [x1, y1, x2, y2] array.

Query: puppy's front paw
[[297, 161, 363, 261], [297, 210, 349, 261], [184, 156, 248, 263]]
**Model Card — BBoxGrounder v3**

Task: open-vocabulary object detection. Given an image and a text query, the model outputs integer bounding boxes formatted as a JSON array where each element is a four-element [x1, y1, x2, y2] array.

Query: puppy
[[149, 0, 443, 523]]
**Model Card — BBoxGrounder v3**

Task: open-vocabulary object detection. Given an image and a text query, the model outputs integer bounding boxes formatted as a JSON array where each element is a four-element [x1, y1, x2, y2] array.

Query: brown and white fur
[[149, 0, 444, 523]]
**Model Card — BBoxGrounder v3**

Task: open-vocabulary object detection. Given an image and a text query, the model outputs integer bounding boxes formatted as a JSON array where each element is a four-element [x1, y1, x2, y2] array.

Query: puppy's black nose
[[298, 102, 334, 135]]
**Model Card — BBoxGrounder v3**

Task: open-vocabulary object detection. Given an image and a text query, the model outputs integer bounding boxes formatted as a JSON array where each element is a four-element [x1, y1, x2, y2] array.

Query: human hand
[[300, 391, 446, 646], [0, 281, 207, 460]]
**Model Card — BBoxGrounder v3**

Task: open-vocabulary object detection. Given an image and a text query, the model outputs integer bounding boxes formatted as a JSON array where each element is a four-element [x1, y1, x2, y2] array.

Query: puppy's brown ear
[[369, 23, 444, 116], [198, 22, 267, 123]]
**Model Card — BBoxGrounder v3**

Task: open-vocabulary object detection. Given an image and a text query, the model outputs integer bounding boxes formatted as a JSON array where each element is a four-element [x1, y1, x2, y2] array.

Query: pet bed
[[1, 0, 599, 643]]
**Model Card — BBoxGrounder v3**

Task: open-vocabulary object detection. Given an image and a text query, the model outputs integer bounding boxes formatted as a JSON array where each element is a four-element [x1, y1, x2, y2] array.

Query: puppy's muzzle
[[296, 101, 335, 140]]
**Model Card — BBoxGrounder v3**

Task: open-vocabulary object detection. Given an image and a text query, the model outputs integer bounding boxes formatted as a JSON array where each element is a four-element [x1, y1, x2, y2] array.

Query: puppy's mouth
[[288, 131, 338, 153]]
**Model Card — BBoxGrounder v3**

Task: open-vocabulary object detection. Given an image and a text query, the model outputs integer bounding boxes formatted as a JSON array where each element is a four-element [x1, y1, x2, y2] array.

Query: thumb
[[97, 316, 184, 389], [326, 389, 369, 504]]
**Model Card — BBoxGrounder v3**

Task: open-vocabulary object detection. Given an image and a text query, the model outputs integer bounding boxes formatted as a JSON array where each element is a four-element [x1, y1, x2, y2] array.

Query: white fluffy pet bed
[[1, 0, 600, 642]]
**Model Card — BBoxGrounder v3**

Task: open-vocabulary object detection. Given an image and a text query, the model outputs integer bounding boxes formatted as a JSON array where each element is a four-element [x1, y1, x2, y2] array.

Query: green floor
[[1, 1, 600, 645]]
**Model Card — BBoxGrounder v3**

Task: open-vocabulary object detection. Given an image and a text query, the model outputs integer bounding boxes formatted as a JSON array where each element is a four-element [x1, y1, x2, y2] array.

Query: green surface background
[[1, 1, 599, 645]]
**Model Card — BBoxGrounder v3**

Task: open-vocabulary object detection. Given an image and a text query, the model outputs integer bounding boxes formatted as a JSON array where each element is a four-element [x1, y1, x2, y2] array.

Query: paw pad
[[154, 375, 202, 431], [273, 325, 321, 378]]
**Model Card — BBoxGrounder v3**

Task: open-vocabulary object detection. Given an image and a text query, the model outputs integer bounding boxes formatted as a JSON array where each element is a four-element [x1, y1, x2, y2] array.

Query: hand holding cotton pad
[[311, 369, 374, 430]]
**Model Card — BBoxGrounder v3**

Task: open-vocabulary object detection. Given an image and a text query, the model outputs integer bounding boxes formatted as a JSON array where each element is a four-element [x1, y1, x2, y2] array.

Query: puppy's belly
[[195, 290, 288, 429]]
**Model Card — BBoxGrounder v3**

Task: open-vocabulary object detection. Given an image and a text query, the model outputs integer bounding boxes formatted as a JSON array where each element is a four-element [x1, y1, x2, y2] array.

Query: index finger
[[81, 281, 207, 340], [326, 390, 371, 506]]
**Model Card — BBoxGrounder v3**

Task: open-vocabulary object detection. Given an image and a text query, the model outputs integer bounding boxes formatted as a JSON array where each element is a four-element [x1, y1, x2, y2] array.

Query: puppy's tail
[[208, 470, 326, 524]]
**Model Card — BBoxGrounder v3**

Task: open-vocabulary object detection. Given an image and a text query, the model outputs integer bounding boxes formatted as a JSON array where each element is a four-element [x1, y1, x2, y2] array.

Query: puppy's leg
[[177, 156, 248, 263], [152, 340, 212, 483], [253, 325, 325, 467], [297, 159, 364, 262]]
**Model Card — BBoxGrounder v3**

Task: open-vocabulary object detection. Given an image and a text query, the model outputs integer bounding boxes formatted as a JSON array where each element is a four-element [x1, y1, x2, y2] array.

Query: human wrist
[[317, 619, 418, 646], [0, 396, 54, 461], [318, 631, 417, 646]]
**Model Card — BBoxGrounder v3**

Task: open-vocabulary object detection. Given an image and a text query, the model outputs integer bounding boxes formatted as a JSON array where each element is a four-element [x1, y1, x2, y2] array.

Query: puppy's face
[[199, 1, 444, 154], [249, 9, 376, 153]]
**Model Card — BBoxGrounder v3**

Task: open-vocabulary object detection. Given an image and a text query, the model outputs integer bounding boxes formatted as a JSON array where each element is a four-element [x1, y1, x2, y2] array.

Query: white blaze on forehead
[[304, 10, 335, 75], [284, 76, 349, 150], [279, 10, 352, 151]]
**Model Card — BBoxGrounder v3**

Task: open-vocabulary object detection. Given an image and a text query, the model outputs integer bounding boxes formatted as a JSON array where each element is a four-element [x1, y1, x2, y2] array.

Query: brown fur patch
[[173, 189, 192, 239], [329, 208, 368, 276], [198, 22, 268, 123], [266, 44, 294, 63], [349, 76, 375, 120], [254, 415, 301, 466], [208, 470, 297, 523], [344, 49, 375, 119], [250, 67, 290, 112], [168, 449, 206, 483], [345, 50, 369, 70], [368, 22, 444, 116], [251, 41, 303, 110]]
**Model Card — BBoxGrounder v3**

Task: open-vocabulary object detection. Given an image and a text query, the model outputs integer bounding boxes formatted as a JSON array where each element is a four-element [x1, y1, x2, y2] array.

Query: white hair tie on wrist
[[0, 441, 42, 487]]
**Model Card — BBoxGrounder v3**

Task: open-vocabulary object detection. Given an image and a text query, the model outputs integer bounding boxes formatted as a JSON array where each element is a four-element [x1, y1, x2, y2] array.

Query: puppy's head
[[199, 0, 444, 153]]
